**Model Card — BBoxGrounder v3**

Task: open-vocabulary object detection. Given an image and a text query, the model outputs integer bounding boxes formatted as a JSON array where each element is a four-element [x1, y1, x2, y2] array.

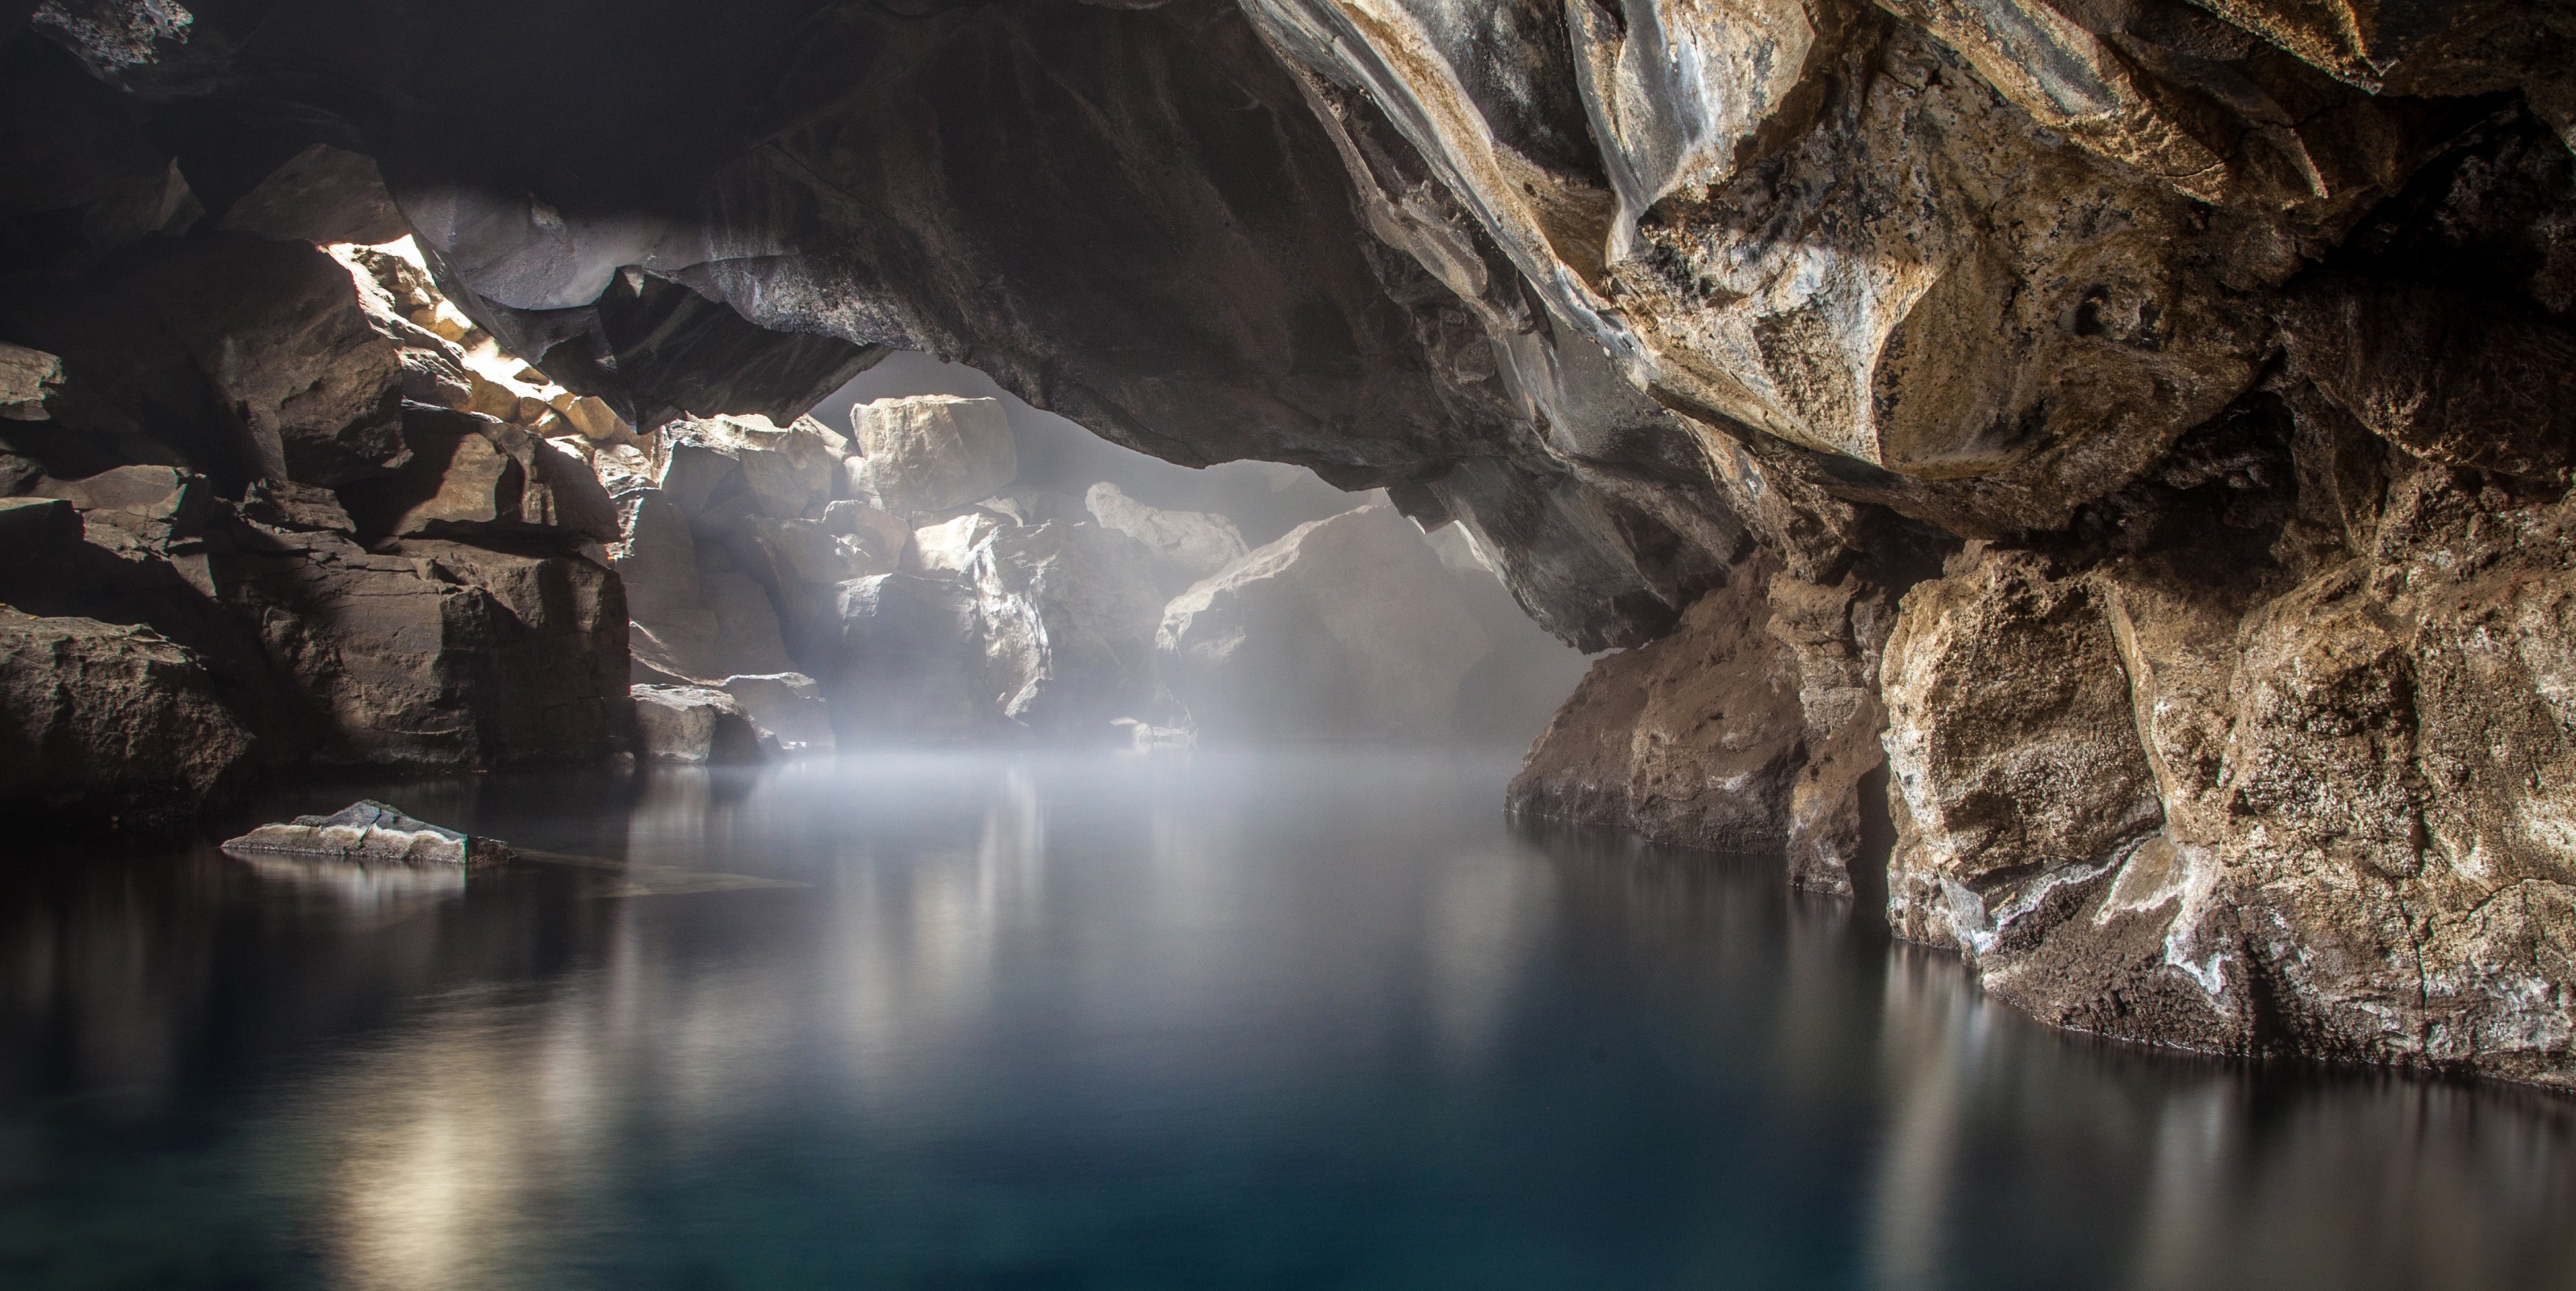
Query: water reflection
[[2, 753, 2573, 1289]]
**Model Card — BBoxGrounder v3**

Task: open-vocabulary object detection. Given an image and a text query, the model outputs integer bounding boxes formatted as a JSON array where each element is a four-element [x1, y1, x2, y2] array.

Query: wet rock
[[1881, 548, 2169, 954], [631, 683, 763, 764], [1510, 561, 1804, 854], [849, 395, 1017, 517], [0, 606, 257, 828], [1160, 505, 1490, 742], [1085, 481, 1248, 591], [221, 799, 512, 868]]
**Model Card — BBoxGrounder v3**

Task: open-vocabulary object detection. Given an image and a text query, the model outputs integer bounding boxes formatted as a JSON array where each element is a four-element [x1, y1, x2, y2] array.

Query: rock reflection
[[2, 754, 2574, 1289]]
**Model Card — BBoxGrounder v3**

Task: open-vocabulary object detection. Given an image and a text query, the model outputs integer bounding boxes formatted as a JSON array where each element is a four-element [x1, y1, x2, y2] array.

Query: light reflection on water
[[2, 751, 2573, 1290]]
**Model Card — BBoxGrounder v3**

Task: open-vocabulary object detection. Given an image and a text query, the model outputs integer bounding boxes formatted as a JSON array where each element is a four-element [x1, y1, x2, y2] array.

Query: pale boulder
[[1084, 481, 1248, 591], [719, 672, 838, 757], [849, 395, 1017, 516], [631, 684, 763, 763], [1159, 505, 1491, 742]]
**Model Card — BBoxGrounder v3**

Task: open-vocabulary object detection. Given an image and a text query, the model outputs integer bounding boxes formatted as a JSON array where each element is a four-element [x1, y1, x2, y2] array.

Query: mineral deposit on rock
[[222, 800, 514, 868]]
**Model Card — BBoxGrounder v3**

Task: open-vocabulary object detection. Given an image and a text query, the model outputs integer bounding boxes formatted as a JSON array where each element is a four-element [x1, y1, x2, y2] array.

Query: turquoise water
[[4, 751, 2573, 1289]]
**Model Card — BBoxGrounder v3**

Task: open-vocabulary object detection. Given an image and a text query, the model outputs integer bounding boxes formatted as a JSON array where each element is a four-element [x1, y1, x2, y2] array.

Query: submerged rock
[[222, 800, 514, 868]]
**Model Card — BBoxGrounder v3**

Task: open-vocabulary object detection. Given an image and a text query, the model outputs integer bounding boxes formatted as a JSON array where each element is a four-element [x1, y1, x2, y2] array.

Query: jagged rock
[[340, 407, 619, 541], [631, 683, 763, 763], [1873, 459, 2576, 1087], [1510, 561, 1804, 854], [664, 416, 839, 520], [912, 511, 1006, 576], [1160, 505, 1491, 741], [0, 606, 257, 827], [1085, 481, 1248, 591], [222, 528, 630, 769], [12, 0, 2576, 1089], [221, 800, 512, 868], [971, 520, 1167, 735], [717, 671, 836, 757], [238, 478, 355, 533], [133, 233, 413, 487], [850, 395, 1017, 517]]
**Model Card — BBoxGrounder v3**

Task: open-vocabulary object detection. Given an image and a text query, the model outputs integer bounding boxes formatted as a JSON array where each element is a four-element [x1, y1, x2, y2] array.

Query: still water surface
[[4, 752, 2574, 1290]]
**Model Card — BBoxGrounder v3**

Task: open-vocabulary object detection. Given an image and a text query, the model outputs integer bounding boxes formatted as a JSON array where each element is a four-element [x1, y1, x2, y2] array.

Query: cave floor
[[4, 750, 2573, 1290]]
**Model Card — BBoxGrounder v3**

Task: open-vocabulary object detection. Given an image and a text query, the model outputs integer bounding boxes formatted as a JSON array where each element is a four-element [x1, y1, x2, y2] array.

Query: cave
[[6, 0, 2576, 1281]]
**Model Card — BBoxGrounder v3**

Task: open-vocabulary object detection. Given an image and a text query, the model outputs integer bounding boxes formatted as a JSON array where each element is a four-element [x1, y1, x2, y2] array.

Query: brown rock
[[1510, 559, 1804, 854], [342, 408, 619, 541], [0, 607, 257, 828]]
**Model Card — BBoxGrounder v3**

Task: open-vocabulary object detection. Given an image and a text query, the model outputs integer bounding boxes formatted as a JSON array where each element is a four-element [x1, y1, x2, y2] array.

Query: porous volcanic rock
[[1510, 559, 1805, 855]]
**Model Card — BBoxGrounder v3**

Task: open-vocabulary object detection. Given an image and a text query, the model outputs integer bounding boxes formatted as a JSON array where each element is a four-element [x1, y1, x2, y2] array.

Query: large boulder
[[969, 519, 1167, 735], [1159, 504, 1491, 742], [220, 528, 630, 770], [821, 572, 989, 741], [631, 683, 763, 763], [0, 607, 258, 829], [849, 395, 1018, 517], [1084, 481, 1248, 592], [1510, 562, 1805, 854], [663, 415, 843, 521]]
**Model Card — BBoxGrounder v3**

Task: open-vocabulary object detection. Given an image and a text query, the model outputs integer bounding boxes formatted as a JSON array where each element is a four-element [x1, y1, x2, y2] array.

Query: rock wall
[[3, 1, 2575, 1081]]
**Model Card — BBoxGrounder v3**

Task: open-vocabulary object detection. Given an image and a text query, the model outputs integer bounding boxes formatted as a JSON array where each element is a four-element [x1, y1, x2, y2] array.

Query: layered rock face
[[6, 2, 2575, 1082]]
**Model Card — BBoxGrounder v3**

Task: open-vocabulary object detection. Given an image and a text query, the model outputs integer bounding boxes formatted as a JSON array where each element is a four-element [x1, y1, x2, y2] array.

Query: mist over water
[[6, 753, 2573, 1290], [812, 352, 1598, 749]]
